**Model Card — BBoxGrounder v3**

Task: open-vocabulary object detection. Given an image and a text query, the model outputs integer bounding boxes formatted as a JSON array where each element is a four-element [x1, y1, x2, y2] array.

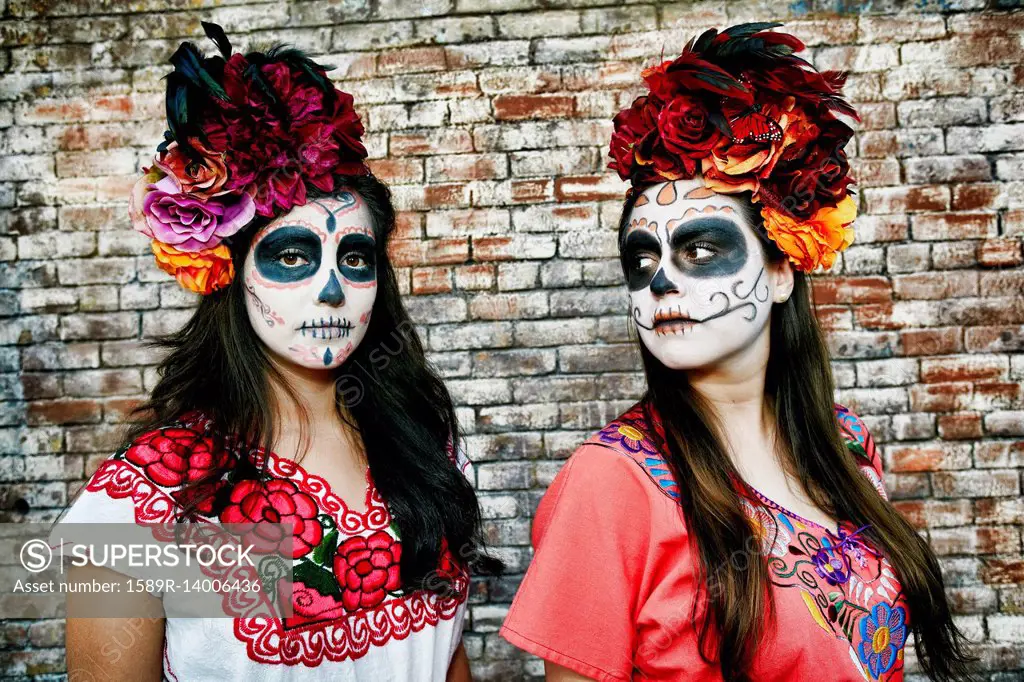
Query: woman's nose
[[649, 267, 679, 297], [317, 270, 345, 305]]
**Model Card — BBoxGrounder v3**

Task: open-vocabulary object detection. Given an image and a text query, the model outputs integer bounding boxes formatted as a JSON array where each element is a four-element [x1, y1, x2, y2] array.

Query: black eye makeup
[[254, 226, 322, 283], [337, 233, 376, 283], [668, 217, 748, 278], [621, 229, 663, 292]]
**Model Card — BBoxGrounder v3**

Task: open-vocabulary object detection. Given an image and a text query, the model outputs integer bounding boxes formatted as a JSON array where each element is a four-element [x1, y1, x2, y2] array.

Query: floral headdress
[[129, 22, 369, 294], [609, 22, 858, 272]]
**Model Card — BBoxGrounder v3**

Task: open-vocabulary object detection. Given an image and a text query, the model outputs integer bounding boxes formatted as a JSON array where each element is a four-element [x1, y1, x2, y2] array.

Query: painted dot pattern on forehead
[[309, 191, 363, 234]]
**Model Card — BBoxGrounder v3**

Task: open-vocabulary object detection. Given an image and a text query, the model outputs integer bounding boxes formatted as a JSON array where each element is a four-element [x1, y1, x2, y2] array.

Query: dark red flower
[[761, 122, 854, 219], [199, 55, 368, 218], [125, 427, 232, 488], [333, 531, 402, 611], [220, 479, 322, 558], [657, 96, 723, 176], [608, 96, 661, 184], [635, 131, 691, 183]]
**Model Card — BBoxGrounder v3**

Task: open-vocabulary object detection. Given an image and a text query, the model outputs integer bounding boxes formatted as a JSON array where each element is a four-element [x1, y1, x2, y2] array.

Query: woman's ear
[[770, 257, 795, 304]]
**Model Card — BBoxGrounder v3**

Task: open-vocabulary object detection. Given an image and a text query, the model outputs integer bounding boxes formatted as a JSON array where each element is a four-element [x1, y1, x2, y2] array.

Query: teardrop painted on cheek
[[649, 267, 678, 297], [318, 270, 345, 305]]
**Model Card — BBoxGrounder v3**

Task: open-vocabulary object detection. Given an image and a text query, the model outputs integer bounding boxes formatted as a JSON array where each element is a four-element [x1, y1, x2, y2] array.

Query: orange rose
[[151, 241, 235, 295], [761, 195, 856, 272]]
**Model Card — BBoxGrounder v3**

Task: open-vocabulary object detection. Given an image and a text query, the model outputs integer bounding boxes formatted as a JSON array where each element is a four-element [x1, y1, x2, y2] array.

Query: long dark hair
[[618, 190, 974, 681], [114, 172, 501, 592]]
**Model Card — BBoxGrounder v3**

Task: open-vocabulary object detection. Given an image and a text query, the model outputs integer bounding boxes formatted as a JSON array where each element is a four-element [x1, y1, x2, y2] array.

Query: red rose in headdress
[[609, 96, 660, 184], [656, 96, 724, 176], [153, 138, 229, 200], [702, 97, 816, 199], [760, 121, 854, 218]]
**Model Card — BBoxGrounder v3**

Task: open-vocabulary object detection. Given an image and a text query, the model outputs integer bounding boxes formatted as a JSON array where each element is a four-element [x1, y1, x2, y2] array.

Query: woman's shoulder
[[111, 410, 232, 486], [67, 410, 234, 519], [573, 401, 680, 503]]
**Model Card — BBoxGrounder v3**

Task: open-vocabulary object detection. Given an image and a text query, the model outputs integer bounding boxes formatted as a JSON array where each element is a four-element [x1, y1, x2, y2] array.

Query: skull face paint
[[620, 178, 775, 370], [242, 190, 377, 370]]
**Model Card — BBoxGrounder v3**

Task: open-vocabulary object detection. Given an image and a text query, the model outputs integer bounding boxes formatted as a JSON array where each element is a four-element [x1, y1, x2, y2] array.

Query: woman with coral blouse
[[500, 23, 973, 682], [55, 24, 497, 681]]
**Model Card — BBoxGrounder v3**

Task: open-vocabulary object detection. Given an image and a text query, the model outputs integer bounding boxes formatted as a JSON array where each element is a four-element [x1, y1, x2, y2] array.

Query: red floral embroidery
[[85, 417, 469, 668], [220, 478, 322, 558], [125, 426, 232, 487], [333, 530, 402, 611]]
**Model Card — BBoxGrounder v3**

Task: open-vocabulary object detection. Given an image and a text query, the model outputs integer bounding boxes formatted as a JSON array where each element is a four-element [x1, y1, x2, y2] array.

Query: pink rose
[[129, 172, 255, 252]]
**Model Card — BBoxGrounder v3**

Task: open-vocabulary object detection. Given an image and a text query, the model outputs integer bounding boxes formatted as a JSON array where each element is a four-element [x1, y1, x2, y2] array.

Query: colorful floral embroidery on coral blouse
[[500, 401, 909, 682], [54, 410, 470, 681]]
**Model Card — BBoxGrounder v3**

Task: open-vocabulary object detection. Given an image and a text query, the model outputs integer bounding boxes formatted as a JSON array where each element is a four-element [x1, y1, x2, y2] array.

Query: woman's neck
[[687, 328, 778, 472], [268, 357, 340, 426]]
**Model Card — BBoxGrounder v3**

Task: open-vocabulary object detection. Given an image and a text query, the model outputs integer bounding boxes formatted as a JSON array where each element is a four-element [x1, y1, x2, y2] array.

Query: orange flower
[[151, 241, 235, 295], [761, 195, 856, 272]]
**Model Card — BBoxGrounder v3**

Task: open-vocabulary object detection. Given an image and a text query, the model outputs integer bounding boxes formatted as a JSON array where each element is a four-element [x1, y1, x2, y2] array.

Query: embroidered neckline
[[739, 479, 844, 538], [178, 408, 385, 527], [254, 448, 375, 518]]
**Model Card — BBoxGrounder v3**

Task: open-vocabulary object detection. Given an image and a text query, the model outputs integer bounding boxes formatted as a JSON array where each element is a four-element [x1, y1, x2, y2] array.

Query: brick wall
[[1, 1, 1023, 679]]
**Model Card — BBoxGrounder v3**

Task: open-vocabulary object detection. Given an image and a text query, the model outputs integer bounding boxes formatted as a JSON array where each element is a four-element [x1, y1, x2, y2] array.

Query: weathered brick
[[953, 183, 1007, 211], [932, 470, 1020, 498], [898, 98, 987, 127], [905, 156, 991, 184], [886, 442, 973, 472], [496, 10, 580, 39], [390, 129, 473, 156], [864, 185, 949, 214], [493, 94, 574, 121], [427, 154, 507, 182], [902, 35, 1023, 69], [979, 238, 1024, 268], [911, 213, 998, 241], [948, 124, 1024, 154]]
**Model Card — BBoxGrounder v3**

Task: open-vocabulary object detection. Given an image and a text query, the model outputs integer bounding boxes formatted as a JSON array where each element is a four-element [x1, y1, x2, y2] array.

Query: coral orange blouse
[[500, 402, 908, 681]]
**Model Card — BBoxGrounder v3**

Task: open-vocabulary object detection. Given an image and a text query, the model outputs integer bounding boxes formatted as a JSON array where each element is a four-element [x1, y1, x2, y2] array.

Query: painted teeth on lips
[[652, 305, 694, 336], [298, 317, 354, 340]]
